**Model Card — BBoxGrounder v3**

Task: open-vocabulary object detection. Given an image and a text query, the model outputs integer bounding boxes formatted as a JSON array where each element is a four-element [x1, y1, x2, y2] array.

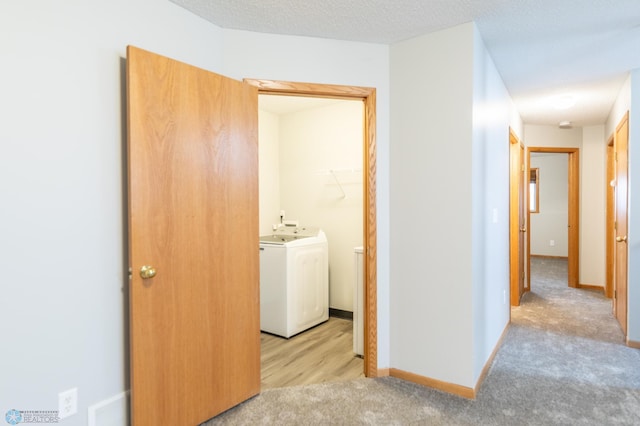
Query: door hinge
[[521, 164, 525, 172], [615, 221, 617, 231]]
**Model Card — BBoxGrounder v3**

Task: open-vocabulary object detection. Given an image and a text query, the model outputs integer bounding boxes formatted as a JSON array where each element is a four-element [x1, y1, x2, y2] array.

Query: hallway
[[519, 257, 623, 342], [206, 257, 640, 425]]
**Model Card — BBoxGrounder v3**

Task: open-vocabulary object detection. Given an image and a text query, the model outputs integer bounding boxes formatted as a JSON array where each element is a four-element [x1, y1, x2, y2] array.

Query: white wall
[[581, 125, 606, 286], [524, 125, 583, 149], [530, 154, 569, 257], [0, 1, 225, 424], [259, 100, 364, 311], [471, 26, 513, 382], [390, 22, 514, 388], [390, 23, 475, 387], [258, 108, 281, 234], [628, 69, 640, 342], [606, 75, 631, 138]]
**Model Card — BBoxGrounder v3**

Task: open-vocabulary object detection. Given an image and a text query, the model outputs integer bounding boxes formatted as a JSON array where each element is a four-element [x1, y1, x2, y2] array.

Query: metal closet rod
[[330, 169, 347, 199], [316, 168, 362, 199]]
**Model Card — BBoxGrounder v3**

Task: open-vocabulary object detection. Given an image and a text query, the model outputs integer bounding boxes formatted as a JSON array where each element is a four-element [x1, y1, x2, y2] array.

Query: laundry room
[[258, 94, 364, 387]]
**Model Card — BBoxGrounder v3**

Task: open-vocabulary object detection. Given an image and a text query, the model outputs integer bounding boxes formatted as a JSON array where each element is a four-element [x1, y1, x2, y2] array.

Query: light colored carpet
[[203, 258, 640, 425]]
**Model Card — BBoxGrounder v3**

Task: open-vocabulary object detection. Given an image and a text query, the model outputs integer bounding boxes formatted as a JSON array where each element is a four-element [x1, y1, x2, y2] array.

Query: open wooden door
[[614, 112, 629, 335], [127, 46, 260, 425], [509, 130, 526, 306], [518, 144, 526, 295]]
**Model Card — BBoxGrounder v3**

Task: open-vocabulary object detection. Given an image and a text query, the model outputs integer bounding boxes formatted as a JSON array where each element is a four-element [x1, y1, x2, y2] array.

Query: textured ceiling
[[171, 0, 640, 127], [171, 0, 510, 44]]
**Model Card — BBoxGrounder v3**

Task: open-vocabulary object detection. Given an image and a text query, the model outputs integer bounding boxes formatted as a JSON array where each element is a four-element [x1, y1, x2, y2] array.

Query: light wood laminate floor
[[261, 317, 364, 389]]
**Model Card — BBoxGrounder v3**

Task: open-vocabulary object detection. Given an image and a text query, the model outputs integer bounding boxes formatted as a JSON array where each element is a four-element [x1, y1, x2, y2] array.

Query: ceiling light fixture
[[559, 121, 572, 129]]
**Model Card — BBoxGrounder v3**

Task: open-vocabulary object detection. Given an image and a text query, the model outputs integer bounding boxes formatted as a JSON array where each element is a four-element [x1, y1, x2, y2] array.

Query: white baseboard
[[88, 391, 129, 426]]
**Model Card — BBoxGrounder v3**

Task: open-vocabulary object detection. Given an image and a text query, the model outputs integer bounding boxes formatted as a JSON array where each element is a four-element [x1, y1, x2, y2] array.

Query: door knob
[[616, 236, 628, 243], [140, 265, 157, 279], [519, 227, 527, 232]]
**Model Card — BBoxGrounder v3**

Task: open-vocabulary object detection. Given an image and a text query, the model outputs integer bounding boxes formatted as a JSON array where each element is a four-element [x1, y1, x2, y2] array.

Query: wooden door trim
[[244, 79, 378, 377], [526, 146, 531, 291], [606, 136, 615, 299], [527, 147, 580, 288]]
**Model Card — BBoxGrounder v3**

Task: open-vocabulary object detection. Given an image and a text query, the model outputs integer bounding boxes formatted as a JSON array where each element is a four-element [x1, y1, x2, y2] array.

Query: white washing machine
[[259, 226, 329, 338]]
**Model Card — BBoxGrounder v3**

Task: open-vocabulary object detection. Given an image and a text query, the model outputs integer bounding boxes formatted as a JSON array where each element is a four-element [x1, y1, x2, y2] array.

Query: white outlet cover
[[59, 388, 78, 419]]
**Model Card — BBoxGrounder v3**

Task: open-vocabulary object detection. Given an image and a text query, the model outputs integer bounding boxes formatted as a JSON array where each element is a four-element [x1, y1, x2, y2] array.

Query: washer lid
[[259, 234, 304, 244], [273, 225, 320, 237]]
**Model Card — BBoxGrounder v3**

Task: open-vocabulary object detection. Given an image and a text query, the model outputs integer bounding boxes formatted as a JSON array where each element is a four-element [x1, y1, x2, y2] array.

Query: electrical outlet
[[58, 388, 78, 419], [550, 239, 555, 247]]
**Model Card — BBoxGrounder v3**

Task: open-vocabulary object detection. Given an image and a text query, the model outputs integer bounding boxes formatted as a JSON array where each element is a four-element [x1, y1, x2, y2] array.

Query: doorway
[[526, 147, 580, 289], [246, 79, 378, 378], [257, 94, 363, 387]]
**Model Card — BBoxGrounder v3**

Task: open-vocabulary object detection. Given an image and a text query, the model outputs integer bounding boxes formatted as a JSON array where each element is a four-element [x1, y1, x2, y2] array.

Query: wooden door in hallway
[[509, 129, 526, 306], [614, 112, 629, 334], [127, 46, 260, 425]]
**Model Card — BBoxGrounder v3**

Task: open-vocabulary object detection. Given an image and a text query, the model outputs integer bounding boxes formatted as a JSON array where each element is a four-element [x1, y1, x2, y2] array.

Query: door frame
[[527, 147, 580, 288], [244, 79, 379, 377], [606, 135, 615, 299]]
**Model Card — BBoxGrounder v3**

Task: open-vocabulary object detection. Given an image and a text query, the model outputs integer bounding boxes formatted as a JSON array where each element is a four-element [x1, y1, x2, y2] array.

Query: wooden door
[[509, 130, 525, 306], [614, 112, 629, 334], [127, 46, 260, 425], [518, 144, 526, 295]]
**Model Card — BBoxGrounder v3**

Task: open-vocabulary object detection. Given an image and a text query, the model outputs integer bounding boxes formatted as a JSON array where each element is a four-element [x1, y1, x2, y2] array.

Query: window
[[529, 168, 539, 213]]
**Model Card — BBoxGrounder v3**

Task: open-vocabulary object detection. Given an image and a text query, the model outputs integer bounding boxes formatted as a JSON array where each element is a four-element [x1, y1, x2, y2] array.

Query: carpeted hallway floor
[[204, 257, 640, 425]]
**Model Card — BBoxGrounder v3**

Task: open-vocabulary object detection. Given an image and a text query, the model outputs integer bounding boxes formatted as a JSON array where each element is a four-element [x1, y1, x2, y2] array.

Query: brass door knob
[[616, 236, 628, 243], [519, 227, 527, 232], [140, 265, 157, 279]]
